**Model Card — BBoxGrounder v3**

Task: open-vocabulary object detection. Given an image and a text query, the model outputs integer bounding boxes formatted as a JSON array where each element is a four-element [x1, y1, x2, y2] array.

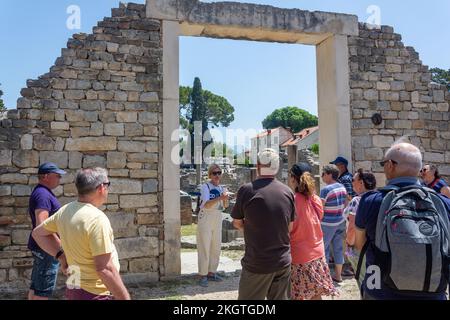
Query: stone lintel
[[147, 0, 359, 44]]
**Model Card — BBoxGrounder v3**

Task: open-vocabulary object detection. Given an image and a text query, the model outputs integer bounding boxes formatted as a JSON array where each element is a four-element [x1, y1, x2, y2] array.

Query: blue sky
[[1, 0, 449, 137]]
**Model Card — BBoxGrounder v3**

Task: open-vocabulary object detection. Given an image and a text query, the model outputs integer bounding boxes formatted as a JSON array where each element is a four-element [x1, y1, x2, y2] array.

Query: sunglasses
[[420, 168, 429, 173], [98, 181, 111, 188], [212, 171, 222, 176], [379, 159, 398, 167]]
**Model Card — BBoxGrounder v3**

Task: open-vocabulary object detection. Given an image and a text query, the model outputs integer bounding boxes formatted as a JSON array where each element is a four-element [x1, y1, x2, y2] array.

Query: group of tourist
[[28, 164, 130, 300], [26, 140, 450, 300], [198, 142, 450, 300]]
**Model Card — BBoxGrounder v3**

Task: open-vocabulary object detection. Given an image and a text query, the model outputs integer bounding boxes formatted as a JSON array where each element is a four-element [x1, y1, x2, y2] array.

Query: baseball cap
[[290, 162, 312, 177], [38, 162, 67, 175], [330, 156, 348, 166]]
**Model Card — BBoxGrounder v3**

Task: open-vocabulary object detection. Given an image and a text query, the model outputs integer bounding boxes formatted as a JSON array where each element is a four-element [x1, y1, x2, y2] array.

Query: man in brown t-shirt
[[231, 148, 296, 300]]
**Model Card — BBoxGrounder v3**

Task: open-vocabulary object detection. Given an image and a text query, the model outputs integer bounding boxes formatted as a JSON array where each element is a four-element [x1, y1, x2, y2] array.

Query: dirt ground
[[129, 250, 361, 300]]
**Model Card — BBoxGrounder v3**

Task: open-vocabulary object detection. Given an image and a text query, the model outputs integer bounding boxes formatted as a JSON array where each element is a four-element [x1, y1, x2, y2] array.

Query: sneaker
[[199, 276, 208, 287], [207, 273, 223, 282]]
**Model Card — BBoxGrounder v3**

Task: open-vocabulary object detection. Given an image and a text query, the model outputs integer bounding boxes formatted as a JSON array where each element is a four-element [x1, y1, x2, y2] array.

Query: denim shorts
[[30, 248, 60, 297]]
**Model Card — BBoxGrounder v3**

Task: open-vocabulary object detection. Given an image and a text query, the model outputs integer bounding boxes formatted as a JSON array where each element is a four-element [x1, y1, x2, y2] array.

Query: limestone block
[[80, 100, 104, 111], [144, 126, 159, 137], [51, 122, 70, 130], [390, 81, 405, 91], [129, 258, 159, 273], [424, 152, 445, 163], [115, 237, 159, 259], [116, 112, 138, 123], [127, 153, 158, 163], [12, 150, 39, 168], [68, 152, 83, 169], [11, 229, 30, 245], [90, 123, 104, 136], [12, 185, 32, 196], [119, 194, 157, 208], [106, 101, 124, 111], [109, 179, 142, 194], [0, 173, 28, 184], [119, 82, 144, 91], [0, 185, 11, 196], [107, 152, 127, 169], [63, 183, 77, 197], [376, 82, 390, 91], [140, 92, 159, 102], [146, 142, 158, 153], [380, 91, 399, 101], [372, 135, 394, 148], [40, 151, 68, 168], [117, 141, 146, 153], [68, 80, 91, 90], [107, 42, 119, 53], [138, 112, 158, 125], [114, 91, 128, 101], [60, 100, 79, 109], [65, 110, 85, 122], [436, 103, 449, 112], [125, 123, 144, 136], [83, 155, 106, 168], [137, 213, 159, 225], [65, 137, 117, 151], [363, 89, 378, 101], [109, 169, 129, 177], [64, 90, 85, 100], [364, 148, 384, 161], [0, 150, 12, 166], [127, 163, 143, 170], [104, 123, 125, 136], [130, 170, 157, 179], [143, 179, 158, 193], [109, 213, 137, 238]]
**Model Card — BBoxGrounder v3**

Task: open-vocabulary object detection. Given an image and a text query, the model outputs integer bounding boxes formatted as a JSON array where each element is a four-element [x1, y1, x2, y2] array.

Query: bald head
[[385, 142, 422, 177]]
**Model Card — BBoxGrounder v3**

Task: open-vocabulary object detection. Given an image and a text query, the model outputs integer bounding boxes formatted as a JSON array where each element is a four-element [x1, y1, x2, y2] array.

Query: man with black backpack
[[355, 142, 450, 300]]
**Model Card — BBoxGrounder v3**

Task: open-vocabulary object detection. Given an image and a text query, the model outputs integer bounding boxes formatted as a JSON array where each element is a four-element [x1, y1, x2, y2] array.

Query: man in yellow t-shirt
[[32, 168, 130, 300]]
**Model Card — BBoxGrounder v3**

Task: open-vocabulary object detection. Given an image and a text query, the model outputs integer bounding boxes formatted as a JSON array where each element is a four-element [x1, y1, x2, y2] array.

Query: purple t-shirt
[[28, 184, 61, 251]]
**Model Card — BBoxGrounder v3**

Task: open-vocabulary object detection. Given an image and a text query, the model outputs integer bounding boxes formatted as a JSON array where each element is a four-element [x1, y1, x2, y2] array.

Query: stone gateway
[[0, 0, 448, 293]]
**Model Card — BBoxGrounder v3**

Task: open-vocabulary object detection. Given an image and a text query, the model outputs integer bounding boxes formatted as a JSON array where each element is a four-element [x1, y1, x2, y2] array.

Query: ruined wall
[[349, 23, 450, 185], [0, 3, 165, 292], [1, 1, 450, 294]]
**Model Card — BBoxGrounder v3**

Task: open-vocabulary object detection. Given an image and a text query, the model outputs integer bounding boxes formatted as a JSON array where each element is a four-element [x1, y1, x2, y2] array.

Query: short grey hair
[[385, 142, 422, 176], [257, 148, 280, 176], [75, 168, 109, 196], [322, 164, 339, 181]]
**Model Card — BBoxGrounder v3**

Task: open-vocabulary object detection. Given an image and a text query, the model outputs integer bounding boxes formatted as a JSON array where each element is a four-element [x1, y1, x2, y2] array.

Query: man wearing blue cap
[[27, 162, 66, 300], [330, 156, 356, 199]]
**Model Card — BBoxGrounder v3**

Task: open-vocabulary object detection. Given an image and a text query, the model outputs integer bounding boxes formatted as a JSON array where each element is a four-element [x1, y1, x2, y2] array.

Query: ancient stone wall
[[0, 3, 164, 291], [349, 23, 450, 185], [1, 1, 450, 293]]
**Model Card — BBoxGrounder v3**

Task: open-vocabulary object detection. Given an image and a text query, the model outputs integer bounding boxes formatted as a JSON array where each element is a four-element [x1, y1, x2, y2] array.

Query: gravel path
[[130, 251, 361, 300]]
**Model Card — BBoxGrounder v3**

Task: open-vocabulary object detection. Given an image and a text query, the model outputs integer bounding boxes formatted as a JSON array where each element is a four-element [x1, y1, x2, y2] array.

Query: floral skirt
[[291, 256, 339, 300]]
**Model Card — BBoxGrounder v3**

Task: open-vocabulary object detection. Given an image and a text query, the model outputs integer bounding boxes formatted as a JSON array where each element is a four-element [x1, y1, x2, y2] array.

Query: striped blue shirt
[[320, 183, 348, 226]]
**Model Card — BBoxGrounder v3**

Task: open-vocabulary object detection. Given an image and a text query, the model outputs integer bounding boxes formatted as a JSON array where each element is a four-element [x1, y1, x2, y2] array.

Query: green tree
[[310, 143, 319, 155], [179, 77, 235, 164], [430, 68, 450, 90], [0, 83, 5, 111], [262, 106, 318, 133], [210, 142, 234, 158]]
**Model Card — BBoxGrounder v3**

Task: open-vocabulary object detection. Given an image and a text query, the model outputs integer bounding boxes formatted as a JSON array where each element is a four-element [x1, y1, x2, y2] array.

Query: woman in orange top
[[288, 163, 338, 300]]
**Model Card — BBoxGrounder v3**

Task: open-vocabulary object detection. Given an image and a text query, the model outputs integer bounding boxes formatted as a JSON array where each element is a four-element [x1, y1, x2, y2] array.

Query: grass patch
[[181, 223, 197, 237]]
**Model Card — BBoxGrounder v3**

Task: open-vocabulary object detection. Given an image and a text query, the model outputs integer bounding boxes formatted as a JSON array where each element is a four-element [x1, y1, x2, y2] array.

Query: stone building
[[0, 0, 449, 293]]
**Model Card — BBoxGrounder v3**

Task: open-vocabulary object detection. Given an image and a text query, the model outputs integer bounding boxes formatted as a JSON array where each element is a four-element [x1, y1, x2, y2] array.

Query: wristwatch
[[55, 249, 64, 259]]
